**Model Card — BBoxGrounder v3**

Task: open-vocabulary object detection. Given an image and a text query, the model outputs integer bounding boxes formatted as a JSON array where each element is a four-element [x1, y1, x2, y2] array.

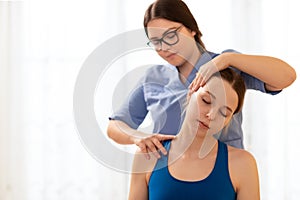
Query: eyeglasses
[[147, 25, 183, 50]]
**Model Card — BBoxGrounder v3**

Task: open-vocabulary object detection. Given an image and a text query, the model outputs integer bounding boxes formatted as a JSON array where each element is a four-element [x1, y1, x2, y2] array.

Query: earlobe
[[192, 31, 196, 36]]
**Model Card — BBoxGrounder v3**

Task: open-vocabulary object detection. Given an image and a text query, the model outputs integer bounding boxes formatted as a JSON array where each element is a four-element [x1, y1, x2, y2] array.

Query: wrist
[[219, 52, 232, 68], [128, 130, 145, 145]]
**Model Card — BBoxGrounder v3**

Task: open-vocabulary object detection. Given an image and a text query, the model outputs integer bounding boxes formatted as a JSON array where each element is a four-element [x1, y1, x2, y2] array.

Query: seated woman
[[128, 68, 260, 200]]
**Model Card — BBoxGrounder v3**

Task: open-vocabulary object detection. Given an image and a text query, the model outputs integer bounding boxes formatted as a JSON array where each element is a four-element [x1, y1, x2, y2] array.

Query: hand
[[134, 134, 176, 160], [189, 53, 229, 92]]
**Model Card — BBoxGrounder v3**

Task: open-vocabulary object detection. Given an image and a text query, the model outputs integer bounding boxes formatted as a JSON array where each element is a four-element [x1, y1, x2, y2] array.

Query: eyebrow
[[206, 91, 216, 99], [149, 26, 178, 40], [206, 91, 234, 113], [223, 106, 233, 114]]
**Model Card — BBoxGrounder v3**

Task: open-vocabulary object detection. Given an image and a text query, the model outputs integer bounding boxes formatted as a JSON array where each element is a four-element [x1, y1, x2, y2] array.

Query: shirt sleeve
[[240, 71, 281, 95], [109, 78, 148, 129]]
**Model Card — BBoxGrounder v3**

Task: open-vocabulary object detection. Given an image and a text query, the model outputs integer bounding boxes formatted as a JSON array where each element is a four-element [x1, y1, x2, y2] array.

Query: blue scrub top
[[109, 49, 279, 148]]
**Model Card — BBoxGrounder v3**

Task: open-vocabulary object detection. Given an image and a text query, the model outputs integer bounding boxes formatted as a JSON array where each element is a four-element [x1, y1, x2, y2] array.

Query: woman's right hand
[[133, 134, 176, 160], [107, 120, 176, 159]]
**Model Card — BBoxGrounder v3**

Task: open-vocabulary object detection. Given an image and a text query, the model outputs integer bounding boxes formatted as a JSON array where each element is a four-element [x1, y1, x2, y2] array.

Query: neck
[[171, 122, 217, 159]]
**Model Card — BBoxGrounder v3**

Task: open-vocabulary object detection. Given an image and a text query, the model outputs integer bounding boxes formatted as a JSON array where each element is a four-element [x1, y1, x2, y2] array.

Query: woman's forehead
[[201, 76, 238, 111], [147, 18, 179, 28], [204, 76, 226, 95]]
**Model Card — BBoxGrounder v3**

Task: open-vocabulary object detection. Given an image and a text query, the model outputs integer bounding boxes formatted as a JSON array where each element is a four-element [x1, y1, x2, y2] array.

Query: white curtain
[[1, 0, 133, 199], [0, 0, 299, 199], [228, 1, 300, 199], [0, 2, 26, 199]]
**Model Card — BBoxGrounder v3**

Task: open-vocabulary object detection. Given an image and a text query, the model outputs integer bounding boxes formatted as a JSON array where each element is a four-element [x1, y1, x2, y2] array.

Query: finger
[[188, 89, 194, 96], [189, 72, 201, 89], [157, 134, 176, 141], [189, 76, 197, 89], [187, 89, 194, 102], [152, 138, 167, 155], [145, 141, 161, 159], [139, 143, 150, 160], [195, 70, 207, 90], [188, 79, 195, 89], [199, 78, 206, 87], [201, 64, 218, 86], [193, 76, 202, 91], [199, 70, 210, 87]]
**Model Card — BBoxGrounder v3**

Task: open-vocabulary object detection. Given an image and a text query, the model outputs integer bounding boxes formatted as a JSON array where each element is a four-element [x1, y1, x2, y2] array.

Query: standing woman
[[107, 0, 296, 156]]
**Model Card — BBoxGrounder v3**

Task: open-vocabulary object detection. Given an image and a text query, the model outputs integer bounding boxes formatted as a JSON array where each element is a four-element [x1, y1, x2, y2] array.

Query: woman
[[128, 68, 259, 200], [107, 0, 296, 157]]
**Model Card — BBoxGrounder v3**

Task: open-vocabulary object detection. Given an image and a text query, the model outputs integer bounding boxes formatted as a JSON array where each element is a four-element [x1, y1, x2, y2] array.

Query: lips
[[165, 53, 176, 58], [197, 120, 210, 129]]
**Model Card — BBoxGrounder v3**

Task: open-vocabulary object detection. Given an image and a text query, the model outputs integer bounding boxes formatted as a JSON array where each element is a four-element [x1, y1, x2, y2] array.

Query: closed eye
[[150, 39, 160, 45], [164, 31, 176, 39], [219, 107, 232, 118], [202, 97, 211, 104], [219, 110, 227, 117]]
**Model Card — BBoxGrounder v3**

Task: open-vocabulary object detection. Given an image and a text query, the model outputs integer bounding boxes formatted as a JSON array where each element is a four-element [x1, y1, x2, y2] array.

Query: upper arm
[[229, 149, 260, 200], [110, 79, 148, 129], [128, 150, 157, 200], [221, 50, 281, 94], [128, 173, 148, 200]]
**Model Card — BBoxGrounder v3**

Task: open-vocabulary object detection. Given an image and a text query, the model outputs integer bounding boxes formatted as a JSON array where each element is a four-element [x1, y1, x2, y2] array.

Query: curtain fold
[[0, 2, 27, 200]]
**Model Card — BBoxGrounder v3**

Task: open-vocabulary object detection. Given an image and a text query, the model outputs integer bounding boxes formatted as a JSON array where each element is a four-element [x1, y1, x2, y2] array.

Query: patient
[[128, 68, 260, 200]]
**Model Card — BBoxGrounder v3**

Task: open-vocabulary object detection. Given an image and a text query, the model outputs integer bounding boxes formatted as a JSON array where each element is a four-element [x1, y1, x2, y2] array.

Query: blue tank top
[[148, 140, 236, 200]]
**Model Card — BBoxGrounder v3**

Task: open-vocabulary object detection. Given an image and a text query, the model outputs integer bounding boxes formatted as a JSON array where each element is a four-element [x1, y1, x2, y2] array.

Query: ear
[[191, 31, 196, 37]]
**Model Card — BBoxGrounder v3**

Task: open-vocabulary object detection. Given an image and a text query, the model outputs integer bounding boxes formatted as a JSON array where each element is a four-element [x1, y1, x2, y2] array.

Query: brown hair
[[214, 68, 246, 114], [144, 0, 206, 50]]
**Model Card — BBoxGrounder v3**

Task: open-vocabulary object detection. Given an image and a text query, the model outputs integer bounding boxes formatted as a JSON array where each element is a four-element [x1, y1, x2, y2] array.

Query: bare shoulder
[[227, 145, 257, 167], [227, 145, 259, 189], [129, 149, 158, 200], [227, 146, 260, 199], [131, 149, 158, 174]]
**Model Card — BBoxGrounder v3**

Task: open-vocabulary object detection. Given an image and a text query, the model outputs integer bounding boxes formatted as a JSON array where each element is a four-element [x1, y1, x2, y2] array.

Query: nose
[[160, 41, 170, 51], [206, 108, 217, 121]]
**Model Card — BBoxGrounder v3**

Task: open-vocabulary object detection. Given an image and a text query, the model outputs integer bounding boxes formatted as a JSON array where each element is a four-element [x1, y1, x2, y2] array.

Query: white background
[[0, 0, 300, 199]]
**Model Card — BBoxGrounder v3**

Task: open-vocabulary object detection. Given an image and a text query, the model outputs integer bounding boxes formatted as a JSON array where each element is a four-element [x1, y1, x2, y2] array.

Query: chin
[[166, 56, 184, 66], [166, 60, 182, 67]]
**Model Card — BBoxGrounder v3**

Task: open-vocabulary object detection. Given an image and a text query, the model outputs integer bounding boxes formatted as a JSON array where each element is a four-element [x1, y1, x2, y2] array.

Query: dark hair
[[213, 68, 246, 114], [144, 0, 206, 50]]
